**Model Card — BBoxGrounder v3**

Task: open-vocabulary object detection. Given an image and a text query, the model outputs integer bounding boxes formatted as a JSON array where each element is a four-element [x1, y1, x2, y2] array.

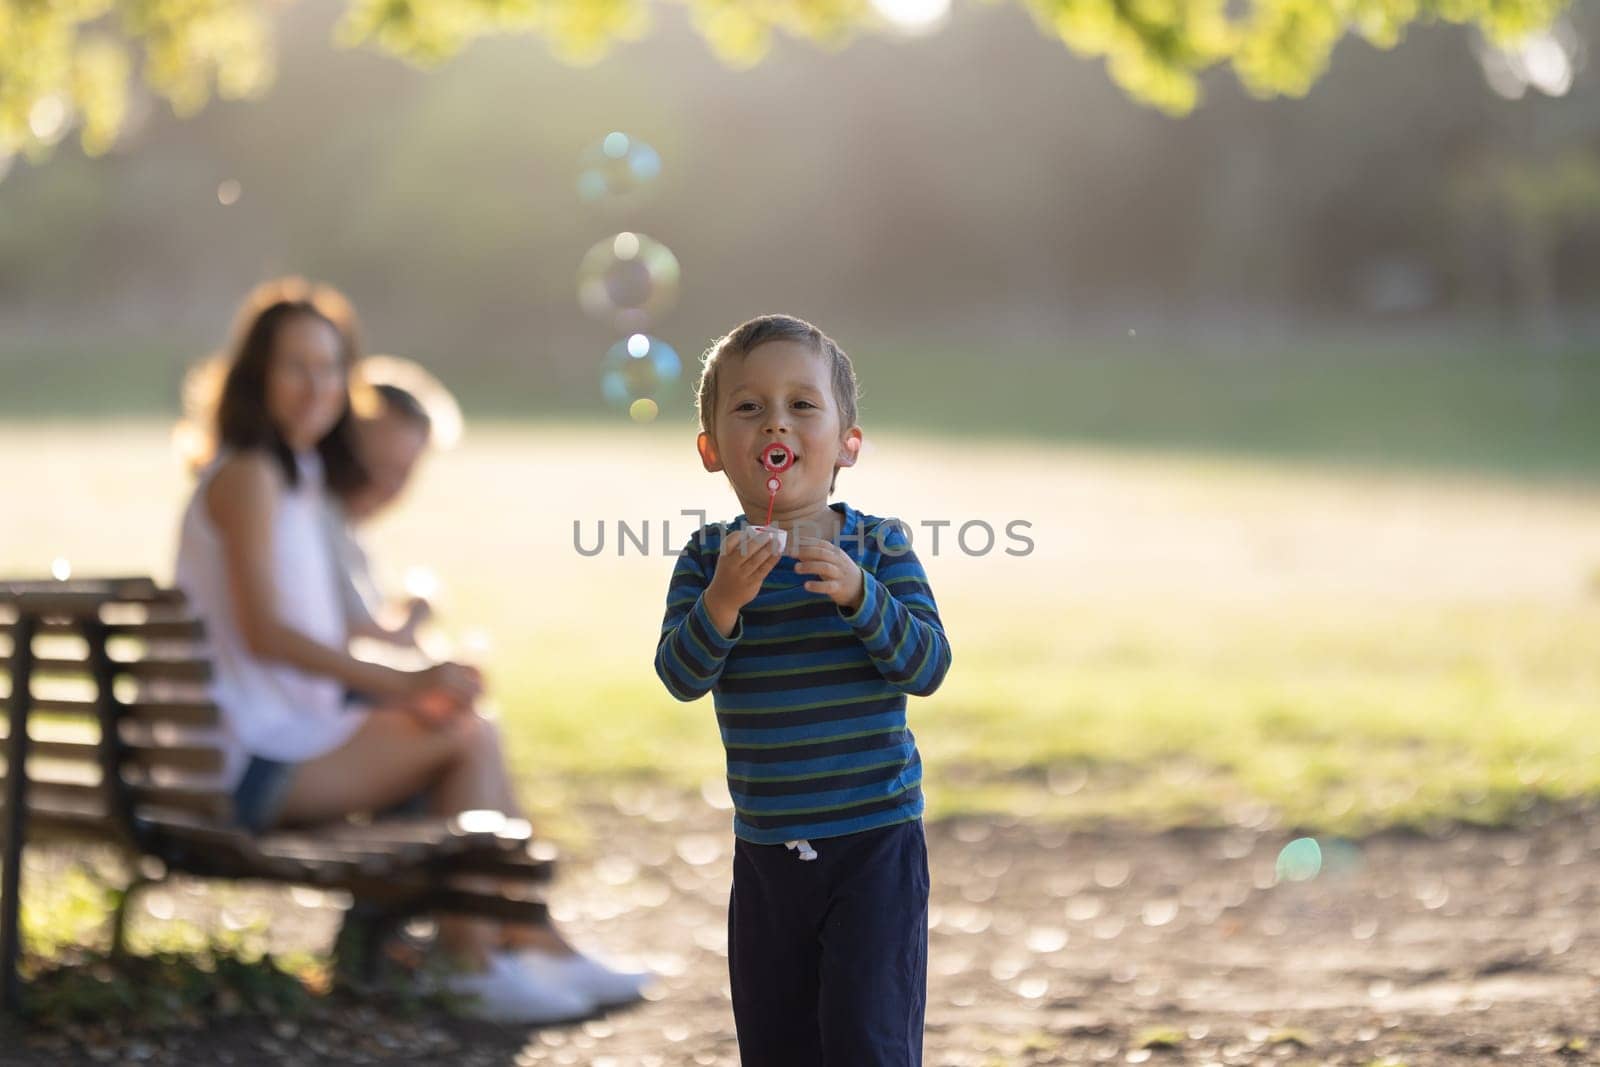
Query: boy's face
[[697, 339, 861, 512]]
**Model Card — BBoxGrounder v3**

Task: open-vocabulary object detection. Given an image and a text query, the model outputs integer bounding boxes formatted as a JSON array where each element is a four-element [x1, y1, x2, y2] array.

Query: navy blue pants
[[729, 819, 929, 1067]]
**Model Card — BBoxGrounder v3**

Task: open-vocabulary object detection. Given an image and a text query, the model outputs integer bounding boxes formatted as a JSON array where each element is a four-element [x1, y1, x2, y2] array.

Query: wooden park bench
[[0, 577, 556, 1014]]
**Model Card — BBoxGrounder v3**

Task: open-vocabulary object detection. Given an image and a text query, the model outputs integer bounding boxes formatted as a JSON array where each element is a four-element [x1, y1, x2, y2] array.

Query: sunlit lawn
[[5, 419, 1600, 835]]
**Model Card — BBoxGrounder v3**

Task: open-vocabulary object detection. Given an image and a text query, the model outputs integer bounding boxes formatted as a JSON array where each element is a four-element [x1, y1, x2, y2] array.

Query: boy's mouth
[[760, 444, 797, 471]]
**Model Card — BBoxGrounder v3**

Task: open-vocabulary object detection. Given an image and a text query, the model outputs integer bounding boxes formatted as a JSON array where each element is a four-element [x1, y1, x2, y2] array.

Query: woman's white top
[[174, 449, 368, 789]]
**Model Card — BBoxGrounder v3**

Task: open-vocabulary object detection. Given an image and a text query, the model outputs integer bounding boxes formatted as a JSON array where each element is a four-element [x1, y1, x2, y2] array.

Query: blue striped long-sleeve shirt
[[654, 502, 952, 844]]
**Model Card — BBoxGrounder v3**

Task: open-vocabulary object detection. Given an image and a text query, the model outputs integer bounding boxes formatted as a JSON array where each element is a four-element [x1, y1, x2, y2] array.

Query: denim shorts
[[232, 756, 298, 834], [233, 755, 433, 834]]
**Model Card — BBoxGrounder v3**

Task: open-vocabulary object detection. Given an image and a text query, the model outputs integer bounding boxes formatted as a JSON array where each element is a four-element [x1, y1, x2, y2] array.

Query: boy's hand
[[705, 529, 783, 637], [794, 537, 865, 613], [393, 597, 432, 648]]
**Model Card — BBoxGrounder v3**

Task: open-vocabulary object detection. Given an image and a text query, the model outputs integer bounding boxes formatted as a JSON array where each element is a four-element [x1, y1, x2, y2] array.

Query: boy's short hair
[[696, 315, 859, 492], [373, 382, 433, 437]]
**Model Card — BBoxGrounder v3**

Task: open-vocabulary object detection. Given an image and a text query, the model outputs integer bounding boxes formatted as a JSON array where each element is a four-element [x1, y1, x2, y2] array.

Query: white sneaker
[[506, 949, 652, 1008], [441, 954, 595, 1024]]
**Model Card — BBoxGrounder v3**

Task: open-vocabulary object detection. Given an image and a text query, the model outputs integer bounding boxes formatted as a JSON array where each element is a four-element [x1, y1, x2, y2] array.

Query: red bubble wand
[[748, 443, 795, 553], [760, 442, 794, 527]]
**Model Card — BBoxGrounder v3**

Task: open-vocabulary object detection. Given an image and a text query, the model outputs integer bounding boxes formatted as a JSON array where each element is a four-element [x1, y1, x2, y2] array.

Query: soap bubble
[[577, 132, 662, 207], [601, 334, 681, 411], [577, 232, 681, 332]]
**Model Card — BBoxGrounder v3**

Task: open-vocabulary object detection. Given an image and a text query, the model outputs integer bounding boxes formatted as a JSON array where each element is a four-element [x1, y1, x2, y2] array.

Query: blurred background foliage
[[0, 0, 1574, 159], [1, 0, 1597, 481]]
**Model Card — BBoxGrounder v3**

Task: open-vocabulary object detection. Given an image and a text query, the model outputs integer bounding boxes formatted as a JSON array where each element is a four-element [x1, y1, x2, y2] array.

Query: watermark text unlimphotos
[[573, 512, 1035, 558]]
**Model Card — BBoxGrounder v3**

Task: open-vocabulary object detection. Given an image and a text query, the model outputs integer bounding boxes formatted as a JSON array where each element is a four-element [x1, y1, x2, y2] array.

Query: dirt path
[[7, 796, 1600, 1065]]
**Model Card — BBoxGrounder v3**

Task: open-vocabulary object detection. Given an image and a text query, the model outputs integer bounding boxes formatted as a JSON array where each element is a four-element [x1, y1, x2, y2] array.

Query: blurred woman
[[173, 280, 639, 1022]]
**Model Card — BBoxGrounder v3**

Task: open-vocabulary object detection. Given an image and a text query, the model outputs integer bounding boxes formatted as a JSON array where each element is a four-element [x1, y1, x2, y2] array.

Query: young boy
[[654, 314, 952, 1066], [333, 376, 650, 1011], [328, 381, 435, 650]]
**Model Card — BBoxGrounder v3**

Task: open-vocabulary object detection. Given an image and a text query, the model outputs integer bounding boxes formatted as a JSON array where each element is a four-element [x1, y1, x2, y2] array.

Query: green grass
[[856, 339, 1600, 485], [9, 855, 334, 1030], [4, 336, 1598, 483], [498, 598, 1600, 837], [0, 341, 195, 417], [3, 421, 1598, 837]]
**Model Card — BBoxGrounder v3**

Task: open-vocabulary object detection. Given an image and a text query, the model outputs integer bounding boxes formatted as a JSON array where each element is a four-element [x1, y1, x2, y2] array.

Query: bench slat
[[7, 805, 554, 918], [0, 716, 222, 767], [149, 813, 556, 876], [14, 619, 207, 641], [24, 778, 232, 822], [7, 656, 212, 683], [139, 819, 391, 884], [257, 821, 553, 867], [136, 778, 233, 821], [305, 820, 494, 849], [447, 845, 559, 883], [113, 620, 204, 640], [317, 813, 538, 847], [0, 796, 122, 842], [126, 701, 221, 729], [266, 820, 558, 882], [254, 838, 435, 878], [134, 744, 225, 775], [10, 738, 224, 775], [30, 697, 219, 728], [118, 658, 212, 683], [0, 579, 180, 609]]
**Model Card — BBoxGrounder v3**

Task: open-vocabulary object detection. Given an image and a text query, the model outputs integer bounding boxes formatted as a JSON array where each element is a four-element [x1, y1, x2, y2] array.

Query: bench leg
[[0, 847, 20, 1015], [1, 613, 37, 1015], [333, 901, 405, 988]]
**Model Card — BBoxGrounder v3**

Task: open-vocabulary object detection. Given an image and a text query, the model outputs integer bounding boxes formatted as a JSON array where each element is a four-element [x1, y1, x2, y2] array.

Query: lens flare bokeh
[[1274, 837, 1323, 883]]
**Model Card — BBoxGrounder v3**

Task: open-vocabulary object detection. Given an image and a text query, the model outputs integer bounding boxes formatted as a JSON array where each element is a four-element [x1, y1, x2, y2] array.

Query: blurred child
[[329, 379, 435, 652], [330, 362, 653, 1006], [331, 363, 652, 1004]]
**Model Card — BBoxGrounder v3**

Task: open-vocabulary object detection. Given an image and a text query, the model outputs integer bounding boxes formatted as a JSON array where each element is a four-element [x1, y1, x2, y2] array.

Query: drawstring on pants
[[784, 838, 817, 861]]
